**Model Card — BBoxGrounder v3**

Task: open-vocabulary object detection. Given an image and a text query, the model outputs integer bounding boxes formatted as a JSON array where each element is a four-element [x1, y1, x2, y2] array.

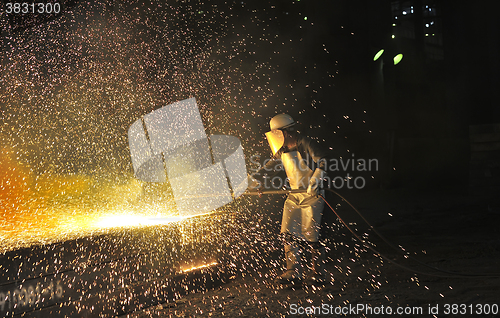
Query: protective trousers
[[281, 192, 324, 242], [278, 192, 325, 283]]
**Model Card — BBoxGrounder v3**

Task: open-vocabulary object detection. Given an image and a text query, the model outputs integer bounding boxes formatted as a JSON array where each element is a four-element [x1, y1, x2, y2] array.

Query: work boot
[[310, 246, 326, 285], [276, 244, 303, 284]]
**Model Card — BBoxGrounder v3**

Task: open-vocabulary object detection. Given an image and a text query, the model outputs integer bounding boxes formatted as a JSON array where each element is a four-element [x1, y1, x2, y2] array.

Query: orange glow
[[0, 149, 212, 253], [0, 147, 33, 218]]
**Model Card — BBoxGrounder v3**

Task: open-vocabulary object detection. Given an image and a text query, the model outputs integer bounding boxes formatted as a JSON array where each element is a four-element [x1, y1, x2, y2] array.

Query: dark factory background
[[249, 0, 500, 194], [339, 0, 500, 193]]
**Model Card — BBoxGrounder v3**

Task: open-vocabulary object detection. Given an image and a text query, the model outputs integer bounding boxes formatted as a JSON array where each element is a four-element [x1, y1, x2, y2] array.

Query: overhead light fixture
[[393, 54, 403, 65], [373, 49, 384, 61]]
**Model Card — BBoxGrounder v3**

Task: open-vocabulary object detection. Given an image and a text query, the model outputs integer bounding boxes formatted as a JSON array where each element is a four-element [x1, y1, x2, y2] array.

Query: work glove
[[307, 168, 326, 196]]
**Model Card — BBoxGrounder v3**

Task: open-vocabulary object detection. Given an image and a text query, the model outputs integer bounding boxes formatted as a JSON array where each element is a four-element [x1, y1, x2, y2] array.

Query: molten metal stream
[[180, 261, 219, 273]]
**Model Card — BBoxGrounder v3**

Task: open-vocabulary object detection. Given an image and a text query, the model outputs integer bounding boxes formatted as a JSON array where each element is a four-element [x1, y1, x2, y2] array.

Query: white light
[[393, 54, 403, 65], [392, 34, 395, 39], [426, 24, 429, 27], [403, 11, 407, 15]]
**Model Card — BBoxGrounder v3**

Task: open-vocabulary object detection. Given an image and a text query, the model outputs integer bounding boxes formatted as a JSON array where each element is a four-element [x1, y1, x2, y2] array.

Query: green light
[[304, 16, 308, 20], [373, 49, 384, 61], [393, 54, 403, 65]]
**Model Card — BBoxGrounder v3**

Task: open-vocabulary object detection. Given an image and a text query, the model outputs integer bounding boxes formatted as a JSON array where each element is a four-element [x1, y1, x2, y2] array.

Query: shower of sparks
[[1, 1, 368, 213], [0, 1, 442, 316]]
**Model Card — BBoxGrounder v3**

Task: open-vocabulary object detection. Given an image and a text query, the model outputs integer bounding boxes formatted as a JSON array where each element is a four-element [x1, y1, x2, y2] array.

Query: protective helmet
[[269, 113, 295, 131]]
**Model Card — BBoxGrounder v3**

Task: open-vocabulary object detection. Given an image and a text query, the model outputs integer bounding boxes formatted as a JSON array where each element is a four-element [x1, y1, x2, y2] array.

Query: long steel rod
[[241, 189, 306, 195]]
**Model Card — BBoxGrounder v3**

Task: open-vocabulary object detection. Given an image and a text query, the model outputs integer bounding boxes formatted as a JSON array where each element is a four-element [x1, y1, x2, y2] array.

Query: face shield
[[265, 129, 285, 155]]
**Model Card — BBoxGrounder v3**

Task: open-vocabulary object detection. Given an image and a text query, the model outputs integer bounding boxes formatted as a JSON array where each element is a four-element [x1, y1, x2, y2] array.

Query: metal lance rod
[[242, 189, 307, 195]]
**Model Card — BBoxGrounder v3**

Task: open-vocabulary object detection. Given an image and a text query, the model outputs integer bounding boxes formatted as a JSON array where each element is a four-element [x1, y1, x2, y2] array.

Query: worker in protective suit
[[251, 113, 328, 285]]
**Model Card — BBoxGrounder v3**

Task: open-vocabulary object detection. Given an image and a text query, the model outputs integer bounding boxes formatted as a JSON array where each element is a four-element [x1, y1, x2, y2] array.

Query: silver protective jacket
[[279, 135, 327, 242]]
